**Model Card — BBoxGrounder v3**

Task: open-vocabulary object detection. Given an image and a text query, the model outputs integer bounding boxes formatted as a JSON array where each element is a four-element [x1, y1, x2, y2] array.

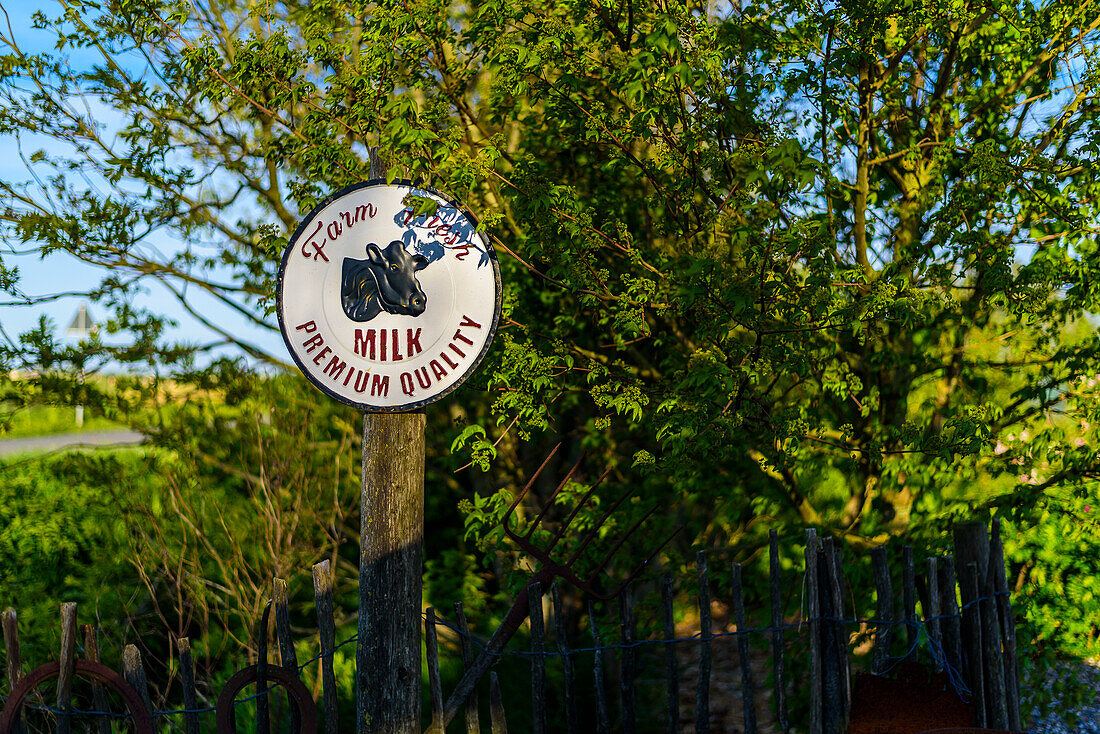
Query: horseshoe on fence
[[214, 664, 318, 734], [0, 659, 154, 734]]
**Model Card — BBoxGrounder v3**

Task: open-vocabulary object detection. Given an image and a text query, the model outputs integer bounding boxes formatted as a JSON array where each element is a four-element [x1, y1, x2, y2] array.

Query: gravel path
[[1031, 661, 1100, 734], [0, 429, 144, 456]]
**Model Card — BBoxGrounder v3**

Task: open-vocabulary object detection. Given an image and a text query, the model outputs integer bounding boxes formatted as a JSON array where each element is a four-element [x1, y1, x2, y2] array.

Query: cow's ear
[[366, 244, 385, 265], [412, 254, 429, 271]]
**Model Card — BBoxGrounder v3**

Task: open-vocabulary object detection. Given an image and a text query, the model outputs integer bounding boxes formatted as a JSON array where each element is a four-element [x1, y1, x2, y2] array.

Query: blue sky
[[0, 0, 291, 369]]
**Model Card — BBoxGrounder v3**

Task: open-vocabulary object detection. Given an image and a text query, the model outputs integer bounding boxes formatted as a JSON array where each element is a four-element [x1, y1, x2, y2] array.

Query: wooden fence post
[[123, 644, 154, 721], [84, 626, 112, 734], [425, 608, 444, 734], [696, 551, 713, 734], [313, 560, 339, 734], [902, 546, 917, 662], [769, 531, 790, 734], [620, 583, 637, 734], [939, 555, 964, 681], [732, 562, 757, 734], [870, 546, 894, 676], [805, 529, 822, 734], [454, 601, 481, 734], [489, 672, 508, 734], [551, 585, 579, 734], [990, 519, 1023, 730], [3, 608, 24, 734], [177, 637, 200, 734], [959, 562, 987, 727], [660, 575, 679, 734], [588, 600, 611, 734], [357, 410, 426, 734], [58, 603, 77, 734], [923, 558, 941, 673], [275, 577, 301, 733], [529, 582, 547, 734], [820, 539, 848, 734], [829, 541, 850, 726]]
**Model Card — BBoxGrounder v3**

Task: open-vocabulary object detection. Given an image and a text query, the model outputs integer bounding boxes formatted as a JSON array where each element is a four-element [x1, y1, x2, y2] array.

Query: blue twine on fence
[[866, 615, 972, 702], [6, 590, 1009, 720]]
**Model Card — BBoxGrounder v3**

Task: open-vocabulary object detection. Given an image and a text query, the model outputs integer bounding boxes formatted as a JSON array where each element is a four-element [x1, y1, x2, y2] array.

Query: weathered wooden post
[[276, 158, 500, 734], [358, 410, 426, 732]]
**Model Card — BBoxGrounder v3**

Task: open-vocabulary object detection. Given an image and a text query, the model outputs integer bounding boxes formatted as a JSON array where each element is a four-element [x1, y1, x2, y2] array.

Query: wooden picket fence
[[0, 519, 1023, 733]]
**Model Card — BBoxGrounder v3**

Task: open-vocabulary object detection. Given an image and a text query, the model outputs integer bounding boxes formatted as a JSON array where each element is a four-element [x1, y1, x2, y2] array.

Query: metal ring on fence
[[214, 664, 318, 734], [0, 659, 154, 734]]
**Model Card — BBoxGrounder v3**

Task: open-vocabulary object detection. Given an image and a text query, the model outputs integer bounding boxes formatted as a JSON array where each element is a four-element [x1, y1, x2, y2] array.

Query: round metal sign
[[277, 180, 501, 412]]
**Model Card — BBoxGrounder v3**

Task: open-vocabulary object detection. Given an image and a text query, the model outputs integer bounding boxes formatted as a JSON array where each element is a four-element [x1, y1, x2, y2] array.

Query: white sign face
[[277, 181, 501, 412]]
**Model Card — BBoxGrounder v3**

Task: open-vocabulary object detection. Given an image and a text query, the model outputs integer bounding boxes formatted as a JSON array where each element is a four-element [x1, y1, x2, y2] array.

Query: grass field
[[1, 404, 125, 438]]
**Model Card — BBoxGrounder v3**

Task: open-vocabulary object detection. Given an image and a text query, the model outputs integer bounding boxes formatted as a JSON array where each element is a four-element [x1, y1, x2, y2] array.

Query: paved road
[[0, 429, 145, 457]]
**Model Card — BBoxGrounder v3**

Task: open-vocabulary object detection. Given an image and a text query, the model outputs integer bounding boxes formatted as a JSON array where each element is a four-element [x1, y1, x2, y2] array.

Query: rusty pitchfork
[[441, 445, 678, 727]]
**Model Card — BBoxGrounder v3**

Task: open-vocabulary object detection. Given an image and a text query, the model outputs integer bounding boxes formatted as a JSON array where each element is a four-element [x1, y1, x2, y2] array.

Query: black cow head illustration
[[341, 240, 429, 322]]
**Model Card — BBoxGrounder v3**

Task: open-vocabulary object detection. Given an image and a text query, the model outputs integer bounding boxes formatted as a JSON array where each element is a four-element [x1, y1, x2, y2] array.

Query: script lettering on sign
[[277, 182, 501, 411]]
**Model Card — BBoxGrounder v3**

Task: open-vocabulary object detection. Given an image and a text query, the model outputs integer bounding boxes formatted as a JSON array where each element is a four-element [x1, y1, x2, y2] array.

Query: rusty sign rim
[[276, 178, 502, 413]]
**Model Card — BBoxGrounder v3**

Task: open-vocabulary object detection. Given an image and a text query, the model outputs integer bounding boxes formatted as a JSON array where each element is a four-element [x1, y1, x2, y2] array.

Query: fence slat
[[552, 585, 579, 734], [273, 578, 298, 671], [529, 582, 547, 734], [257, 603, 271, 734], [819, 543, 842, 734], [83, 626, 112, 734], [588, 600, 611, 734], [955, 521, 1003, 726], [939, 555, 964, 681], [732, 562, 757, 734], [696, 551, 712, 734], [426, 607, 445, 734], [3, 608, 24, 734], [312, 560, 339, 734], [903, 546, 917, 661], [453, 601, 481, 734], [177, 636, 200, 734], [805, 529, 821, 734], [123, 644, 154, 720], [954, 521, 990, 588], [620, 583, 637, 734], [924, 558, 942, 673], [960, 562, 987, 727], [819, 544, 840, 734], [978, 562, 1009, 730], [661, 574, 680, 734], [830, 541, 850, 725], [58, 602, 77, 734], [769, 530, 789, 734], [990, 518, 1022, 730], [489, 671, 508, 734], [870, 546, 894, 675], [274, 577, 300, 734], [0, 524, 1023, 734]]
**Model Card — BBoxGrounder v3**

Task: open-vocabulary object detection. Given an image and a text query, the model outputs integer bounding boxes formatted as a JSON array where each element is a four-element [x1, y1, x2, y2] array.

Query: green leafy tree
[[3, 0, 1100, 691]]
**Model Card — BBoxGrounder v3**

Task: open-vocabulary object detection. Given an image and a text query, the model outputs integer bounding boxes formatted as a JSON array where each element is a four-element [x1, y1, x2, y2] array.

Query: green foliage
[[0, 449, 164, 666], [2, 0, 1100, 718]]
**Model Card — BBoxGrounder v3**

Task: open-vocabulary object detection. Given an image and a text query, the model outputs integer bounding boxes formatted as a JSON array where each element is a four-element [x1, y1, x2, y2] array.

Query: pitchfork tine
[[590, 503, 661, 577], [546, 467, 612, 554], [524, 451, 586, 540], [596, 525, 683, 600], [566, 484, 637, 565], [501, 444, 561, 535]]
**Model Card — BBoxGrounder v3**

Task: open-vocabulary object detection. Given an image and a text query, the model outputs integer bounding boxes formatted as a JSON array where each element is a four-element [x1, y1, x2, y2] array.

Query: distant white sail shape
[[66, 304, 96, 337]]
